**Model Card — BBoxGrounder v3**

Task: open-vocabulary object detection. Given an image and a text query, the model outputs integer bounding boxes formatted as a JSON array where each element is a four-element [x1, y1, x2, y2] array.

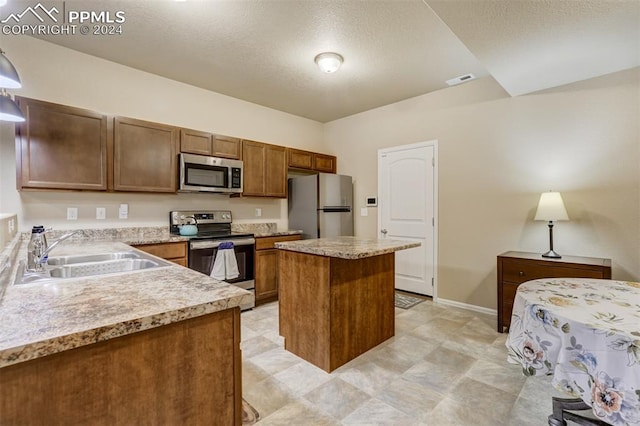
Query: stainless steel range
[[170, 210, 255, 310]]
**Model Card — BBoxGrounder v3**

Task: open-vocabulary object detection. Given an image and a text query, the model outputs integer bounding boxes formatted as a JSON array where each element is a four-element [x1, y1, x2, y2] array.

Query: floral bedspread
[[506, 278, 640, 425]]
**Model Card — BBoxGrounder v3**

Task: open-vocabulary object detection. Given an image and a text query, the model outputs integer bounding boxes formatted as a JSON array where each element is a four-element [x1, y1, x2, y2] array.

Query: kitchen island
[[274, 236, 420, 372], [0, 239, 252, 425]]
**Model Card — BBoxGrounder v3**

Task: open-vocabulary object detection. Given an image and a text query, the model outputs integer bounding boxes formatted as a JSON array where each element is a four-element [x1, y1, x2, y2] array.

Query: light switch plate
[[67, 207, 78, 220], [360, 207, 369, 217], [119, 204, 128, 219], [96, 207, 106, 220]]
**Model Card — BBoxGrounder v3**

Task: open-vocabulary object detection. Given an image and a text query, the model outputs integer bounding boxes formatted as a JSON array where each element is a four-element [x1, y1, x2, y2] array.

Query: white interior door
[[378, 141, 436, 297]]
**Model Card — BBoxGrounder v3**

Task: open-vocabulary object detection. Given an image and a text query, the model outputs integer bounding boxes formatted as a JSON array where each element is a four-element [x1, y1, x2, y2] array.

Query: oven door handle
[[190, 238, 256, 250]]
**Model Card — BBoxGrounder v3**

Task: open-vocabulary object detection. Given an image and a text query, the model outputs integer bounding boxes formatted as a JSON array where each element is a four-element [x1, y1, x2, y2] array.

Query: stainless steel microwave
[[179, 153, 243, 193]]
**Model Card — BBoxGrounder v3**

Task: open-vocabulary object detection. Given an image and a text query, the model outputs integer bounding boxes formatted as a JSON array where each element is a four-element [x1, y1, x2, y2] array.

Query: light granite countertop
[[0, 239, 252, 368], [274, 236, 421, 259], [253, 230, 303, 238]]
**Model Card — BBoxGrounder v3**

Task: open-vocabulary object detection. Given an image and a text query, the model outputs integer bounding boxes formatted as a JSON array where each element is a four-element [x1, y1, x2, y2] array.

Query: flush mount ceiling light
[[314, 52, 343, 73]]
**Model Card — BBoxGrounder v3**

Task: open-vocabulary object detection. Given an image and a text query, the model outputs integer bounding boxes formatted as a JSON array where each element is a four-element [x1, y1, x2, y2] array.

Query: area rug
[[242, 398, 260, 425], [394, 292, 425, 309]]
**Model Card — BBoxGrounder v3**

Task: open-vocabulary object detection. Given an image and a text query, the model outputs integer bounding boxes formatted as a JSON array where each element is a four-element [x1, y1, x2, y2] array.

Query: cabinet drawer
[[134, 242, 187, 260], [501, 260, 604, 284], [501, 282, 519, 326], [255, 235, 301, 250]]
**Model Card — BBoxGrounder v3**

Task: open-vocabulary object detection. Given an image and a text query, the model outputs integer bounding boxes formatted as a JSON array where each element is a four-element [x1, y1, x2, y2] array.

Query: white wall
[[2, 36, 638, 311], [0, 36, 324, 231], [324, 68, 640, 310]]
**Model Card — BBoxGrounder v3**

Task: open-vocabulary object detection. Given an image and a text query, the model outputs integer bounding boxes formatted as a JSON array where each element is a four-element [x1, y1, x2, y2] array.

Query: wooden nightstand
[[497, 251, 611, 333]]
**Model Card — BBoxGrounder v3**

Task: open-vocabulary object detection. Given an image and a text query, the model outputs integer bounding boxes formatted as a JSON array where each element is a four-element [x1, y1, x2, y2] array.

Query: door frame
[[377, 140, 439, 302]]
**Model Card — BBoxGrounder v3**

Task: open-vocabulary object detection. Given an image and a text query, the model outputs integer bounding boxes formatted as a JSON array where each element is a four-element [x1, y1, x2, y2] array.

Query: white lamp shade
[[534, 192, 569, 221], [0, 94, 25, 122], [314, 52, 343, 73], [0, 52, 22, 89]]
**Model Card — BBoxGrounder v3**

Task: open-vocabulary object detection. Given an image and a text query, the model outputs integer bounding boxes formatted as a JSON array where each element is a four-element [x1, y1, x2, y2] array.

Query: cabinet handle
[[519, 271, 525, 277]]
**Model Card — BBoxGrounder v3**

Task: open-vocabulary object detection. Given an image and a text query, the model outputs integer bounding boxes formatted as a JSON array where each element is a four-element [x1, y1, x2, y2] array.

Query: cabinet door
[[314, 153, 337, 173], [265, 145, 287, 197], [255, 249, 279, 302], [287, 148, 314, 170], [180, 128, 212, 156], [114, 117, 179, 192], [15, 97, 108, 191], [241, 140, 267, 196], [212, 135, 241, 159]]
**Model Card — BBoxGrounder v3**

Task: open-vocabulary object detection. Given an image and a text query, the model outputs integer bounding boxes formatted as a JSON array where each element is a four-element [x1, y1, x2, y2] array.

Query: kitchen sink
[[49, 259, 165, 278], [14, 251, 172, 285], [46, 252, 139, 266]]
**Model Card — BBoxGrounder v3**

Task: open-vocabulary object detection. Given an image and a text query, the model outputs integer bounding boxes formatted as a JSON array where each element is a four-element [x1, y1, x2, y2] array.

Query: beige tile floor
[[240, 299, 569, 425]]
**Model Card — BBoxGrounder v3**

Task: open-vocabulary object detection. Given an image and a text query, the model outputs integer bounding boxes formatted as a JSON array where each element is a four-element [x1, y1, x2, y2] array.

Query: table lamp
[[534, 191, 569, 258]]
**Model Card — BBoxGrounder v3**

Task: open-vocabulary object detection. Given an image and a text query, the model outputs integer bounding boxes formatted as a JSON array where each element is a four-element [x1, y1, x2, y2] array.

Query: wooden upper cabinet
[[314, 153, 337, 173], [180, 129, 240, 160], [241, 140, 266, 196], [212, 135, 241, 159], [265, 144, 287, 197], [288, 148, 314, 170], [241, 140, 287, 198], [113, 117, 179, 193], [287, 148, 337, 174], [15, 97, 109, 191], [180, 128, 212, 156]]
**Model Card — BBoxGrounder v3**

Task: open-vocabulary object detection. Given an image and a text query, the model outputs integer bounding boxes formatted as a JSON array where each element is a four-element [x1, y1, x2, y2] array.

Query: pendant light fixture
[[0, 90, 25, 122], [0, 48, 25, 122]]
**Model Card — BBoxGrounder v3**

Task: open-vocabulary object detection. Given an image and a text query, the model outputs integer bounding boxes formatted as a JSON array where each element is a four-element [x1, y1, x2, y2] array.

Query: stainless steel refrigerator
[[288, 173, 354, 239]]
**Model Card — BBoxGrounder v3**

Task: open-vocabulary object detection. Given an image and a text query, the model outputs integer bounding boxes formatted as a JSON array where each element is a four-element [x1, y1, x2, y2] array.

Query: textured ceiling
[[427, 0, 640, 97], [2, 0, 638, 122]]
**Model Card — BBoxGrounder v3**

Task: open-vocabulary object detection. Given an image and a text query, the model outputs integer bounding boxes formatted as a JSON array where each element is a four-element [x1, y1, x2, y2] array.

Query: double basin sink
[[15, 250, 172, 285]]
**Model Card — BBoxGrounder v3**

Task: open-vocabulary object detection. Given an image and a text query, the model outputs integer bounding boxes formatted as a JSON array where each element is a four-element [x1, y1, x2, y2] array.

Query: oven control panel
[[170, 210, 232, 226]]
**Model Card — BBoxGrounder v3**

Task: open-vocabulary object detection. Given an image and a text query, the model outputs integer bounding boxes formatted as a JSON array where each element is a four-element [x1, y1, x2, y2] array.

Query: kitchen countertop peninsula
[[276, 236, 420, 372], [0, 232, 249, 424], [0, 240, 251, 367]]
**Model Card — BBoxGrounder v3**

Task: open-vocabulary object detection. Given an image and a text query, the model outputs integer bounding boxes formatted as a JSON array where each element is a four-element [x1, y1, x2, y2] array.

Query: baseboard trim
[[436, 298, 497, 316]]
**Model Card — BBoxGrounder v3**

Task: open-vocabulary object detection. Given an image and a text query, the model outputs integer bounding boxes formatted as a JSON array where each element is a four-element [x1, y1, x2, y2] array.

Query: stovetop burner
[[169, 210, 254, 240]]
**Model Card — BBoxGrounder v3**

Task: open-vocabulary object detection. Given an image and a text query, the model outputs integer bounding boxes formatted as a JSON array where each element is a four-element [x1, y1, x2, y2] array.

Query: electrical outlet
[[67, 207, 78, 220], [96, 207, 106, 220], [255, 208, 262, 217], [119, 204, 128, 220], [8, 218, 15, 233]]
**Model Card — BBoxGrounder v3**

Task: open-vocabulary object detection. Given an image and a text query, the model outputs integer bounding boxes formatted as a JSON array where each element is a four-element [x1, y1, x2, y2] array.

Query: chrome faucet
[[26, 230, 79, 272]]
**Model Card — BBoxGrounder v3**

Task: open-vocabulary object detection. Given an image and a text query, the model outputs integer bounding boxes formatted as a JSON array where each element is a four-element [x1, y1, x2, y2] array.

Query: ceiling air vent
[[446, 73, 476, 86]]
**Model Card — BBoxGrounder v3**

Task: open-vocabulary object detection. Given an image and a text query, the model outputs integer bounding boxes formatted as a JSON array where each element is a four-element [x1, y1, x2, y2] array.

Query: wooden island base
[[278, 250, 395, 372]]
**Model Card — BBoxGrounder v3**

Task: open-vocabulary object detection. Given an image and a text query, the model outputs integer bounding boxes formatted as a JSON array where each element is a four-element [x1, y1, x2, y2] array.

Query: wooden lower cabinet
[[279, 250, 395, 372], [497, 251, 611, 332], [254, 234, 301, 305], [133, 241, 188, 266], [0, 308, 242, 425]]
